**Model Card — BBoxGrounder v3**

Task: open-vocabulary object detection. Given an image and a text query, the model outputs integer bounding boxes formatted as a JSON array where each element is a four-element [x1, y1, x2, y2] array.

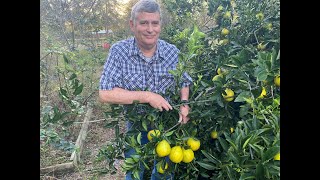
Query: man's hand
[[179, 104, 190, 124], [147, 92, 173, 111]]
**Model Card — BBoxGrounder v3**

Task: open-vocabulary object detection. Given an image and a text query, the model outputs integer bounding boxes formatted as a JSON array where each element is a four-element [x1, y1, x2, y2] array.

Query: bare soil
[[40, 102, 127, 180]]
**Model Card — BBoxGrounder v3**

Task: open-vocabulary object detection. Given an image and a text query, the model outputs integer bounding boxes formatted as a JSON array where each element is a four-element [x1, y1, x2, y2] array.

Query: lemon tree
[[97, 0, 280, 179]]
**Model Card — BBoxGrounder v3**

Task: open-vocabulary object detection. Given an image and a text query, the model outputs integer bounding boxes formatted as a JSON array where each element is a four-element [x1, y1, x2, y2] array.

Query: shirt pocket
[[158, 73, 175, 93], [123, 73, 145, 91]]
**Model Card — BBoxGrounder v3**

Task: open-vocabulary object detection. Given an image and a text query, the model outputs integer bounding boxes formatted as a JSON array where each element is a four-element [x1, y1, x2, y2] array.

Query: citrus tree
[[96, 0, 280, 179]]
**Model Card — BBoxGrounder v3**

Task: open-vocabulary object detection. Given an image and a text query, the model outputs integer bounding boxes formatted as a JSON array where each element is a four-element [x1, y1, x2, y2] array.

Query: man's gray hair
[[130, 0, 161, 24]]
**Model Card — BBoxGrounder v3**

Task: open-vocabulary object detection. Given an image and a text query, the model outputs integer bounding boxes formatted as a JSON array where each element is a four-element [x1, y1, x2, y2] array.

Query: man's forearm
[[99, 87, 151, 104], [180, 86, 189, 101]]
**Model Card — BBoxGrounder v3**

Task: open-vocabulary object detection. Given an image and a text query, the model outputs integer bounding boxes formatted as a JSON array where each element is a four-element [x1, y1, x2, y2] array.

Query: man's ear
[[129, 20, 134, 31]]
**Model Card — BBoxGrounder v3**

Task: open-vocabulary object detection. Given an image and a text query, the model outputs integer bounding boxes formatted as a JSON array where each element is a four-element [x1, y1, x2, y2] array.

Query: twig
[[40, 52, 52, 61], [82, 91, 96, 105], [73, 116, 125, 124], [164, 121, 181, 134]]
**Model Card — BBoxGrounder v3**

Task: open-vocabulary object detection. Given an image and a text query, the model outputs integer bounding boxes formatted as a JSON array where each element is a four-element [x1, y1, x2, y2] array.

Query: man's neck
[[138, 44, 157, 58]]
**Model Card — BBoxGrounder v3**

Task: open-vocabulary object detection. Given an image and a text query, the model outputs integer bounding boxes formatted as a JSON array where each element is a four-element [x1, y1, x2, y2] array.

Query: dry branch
[[70, 107, 93, 165], [40, 162, 74, 175]]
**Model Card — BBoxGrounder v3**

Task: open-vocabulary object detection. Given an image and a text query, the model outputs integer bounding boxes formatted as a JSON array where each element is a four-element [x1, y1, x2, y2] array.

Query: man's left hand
[[179, 104, 190, 124]]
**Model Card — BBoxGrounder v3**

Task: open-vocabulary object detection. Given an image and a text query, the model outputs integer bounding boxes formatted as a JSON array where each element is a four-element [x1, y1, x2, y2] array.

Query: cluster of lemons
[[213, 68, 280, 102], [147, 130, 200, 174]]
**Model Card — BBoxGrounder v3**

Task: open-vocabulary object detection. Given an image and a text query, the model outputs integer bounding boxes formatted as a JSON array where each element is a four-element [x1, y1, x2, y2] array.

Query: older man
[[99, 0, 192, 179]]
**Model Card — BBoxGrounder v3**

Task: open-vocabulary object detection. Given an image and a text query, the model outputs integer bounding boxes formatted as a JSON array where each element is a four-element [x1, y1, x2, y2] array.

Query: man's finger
[[178, 114, 182, 123]]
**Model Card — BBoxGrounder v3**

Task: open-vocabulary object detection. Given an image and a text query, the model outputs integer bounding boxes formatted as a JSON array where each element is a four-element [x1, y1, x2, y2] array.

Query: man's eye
[[140, 21, 147, 25]]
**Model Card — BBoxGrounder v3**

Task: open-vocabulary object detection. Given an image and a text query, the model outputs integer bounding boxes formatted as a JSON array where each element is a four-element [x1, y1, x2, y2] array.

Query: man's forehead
[[136, 12, 160, 18]]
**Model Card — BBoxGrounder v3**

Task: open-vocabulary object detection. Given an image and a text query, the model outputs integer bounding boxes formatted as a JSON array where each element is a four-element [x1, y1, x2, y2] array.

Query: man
[[99, 0, 192, 179]]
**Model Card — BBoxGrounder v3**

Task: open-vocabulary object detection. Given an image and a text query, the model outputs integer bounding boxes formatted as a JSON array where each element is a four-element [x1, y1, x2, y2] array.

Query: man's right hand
[[146, 92, 173, 111]]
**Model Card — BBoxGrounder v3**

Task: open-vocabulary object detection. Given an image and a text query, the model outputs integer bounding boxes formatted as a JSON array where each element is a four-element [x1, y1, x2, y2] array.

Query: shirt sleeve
[[181, 72, 193, 88], [99, 46, 123, 90]]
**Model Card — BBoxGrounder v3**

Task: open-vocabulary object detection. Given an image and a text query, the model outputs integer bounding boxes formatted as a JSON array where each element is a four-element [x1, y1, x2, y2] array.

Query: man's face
[[130, 12, 161, 50]]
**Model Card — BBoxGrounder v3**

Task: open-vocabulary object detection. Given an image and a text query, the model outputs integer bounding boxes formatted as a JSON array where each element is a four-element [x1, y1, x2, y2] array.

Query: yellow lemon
[[274, 152, 280, 160], [222, 88, 234, 102], [147, 129, 161, 141], [256, 12, 264, 21], [223, 11, 231, 19], [212, 74, 223, 82], [187, 138, 200, 151], [258, 87, 267, 99], [157, 162, 168, 174], [156, 140, 171, 157], [230, 127, 234, 133], [182, 148, 195, 163], [274, 75, 280, 87], [217, 68, 222, 75], [211, 130, 218, 139], [221, 28, 229, 36], [217, 5, 223, 11], [266, 23, 273, 30], [257, 43, 266, 50], [169, 146, 184, 163]]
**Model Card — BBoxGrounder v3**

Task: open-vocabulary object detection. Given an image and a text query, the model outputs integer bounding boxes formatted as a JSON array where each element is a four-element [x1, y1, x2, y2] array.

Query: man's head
[[130, 0, 161, 51], [130, 0, 161, 25]]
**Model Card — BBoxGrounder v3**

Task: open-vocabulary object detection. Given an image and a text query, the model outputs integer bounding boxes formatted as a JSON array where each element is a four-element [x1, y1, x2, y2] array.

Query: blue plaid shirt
[[99, 37, 192, 97]]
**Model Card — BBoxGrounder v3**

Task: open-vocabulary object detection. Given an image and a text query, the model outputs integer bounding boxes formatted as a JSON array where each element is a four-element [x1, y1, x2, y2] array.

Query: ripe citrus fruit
[[222, 88, 234, 102], [212, 74, 223, 82], [182, 148, 194, 163], [223, 11, 231, 19], [187, 138, 200, 151], [274, 75, 280, 87], [169, 146, 184, 163], [221, 28, 229, 36], [157, 162, 168, 174], [211, 130, 218, 139], [147, 129, 160, 141], [257, 43, 266, 50], [217, 5, 223, 11], [230, 127, 234, 133], [256, 12, 264, 21], [274, 152, 280, 160], [258, 87, 267, 99], [156, 140, 171, 157], [266, 23, 273, 30]]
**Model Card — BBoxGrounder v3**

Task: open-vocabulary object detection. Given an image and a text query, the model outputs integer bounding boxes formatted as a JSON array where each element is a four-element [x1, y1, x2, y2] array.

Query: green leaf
[[142, 120, 148, 131], [234, 91, 251, 102], [242, 136, 252, 149], [164, 130, 174, 137], [256, 69, 268, 81], [59, 88, 68, 99], [218, 136, 229, 151], [255, 162, 264, 180], [137, 132, 141, 145], [69, 73, 77, 80], [201, 150, 221, 164], [133, 170, 140, 180], [63, 54, 69, 64], [262, 146, 280, 162], [73, 84, 83, 96], [196, 161, 216, 170]]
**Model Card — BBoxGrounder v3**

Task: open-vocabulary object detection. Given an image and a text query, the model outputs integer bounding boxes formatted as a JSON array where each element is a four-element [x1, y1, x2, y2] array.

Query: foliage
[[97, 0, 280, 179]]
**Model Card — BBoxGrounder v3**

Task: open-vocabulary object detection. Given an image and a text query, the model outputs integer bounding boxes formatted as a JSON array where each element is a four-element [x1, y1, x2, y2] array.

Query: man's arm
[[179, 86, 190, 124], [99, 87, 173, 111]]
